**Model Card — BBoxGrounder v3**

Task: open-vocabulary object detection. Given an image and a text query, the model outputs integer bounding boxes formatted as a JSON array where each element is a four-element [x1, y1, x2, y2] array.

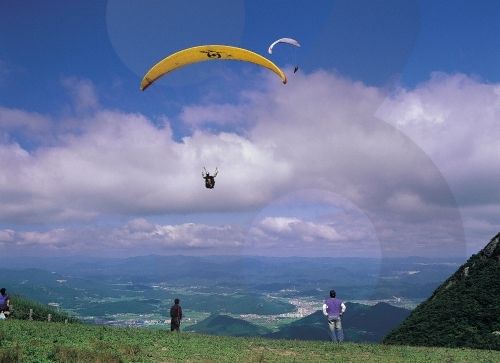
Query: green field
[[1, 320, 499, 362]]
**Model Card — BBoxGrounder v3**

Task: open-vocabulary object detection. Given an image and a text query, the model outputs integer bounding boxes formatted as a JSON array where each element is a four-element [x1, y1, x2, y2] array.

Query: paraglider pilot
[[202, 167, 218, 189]]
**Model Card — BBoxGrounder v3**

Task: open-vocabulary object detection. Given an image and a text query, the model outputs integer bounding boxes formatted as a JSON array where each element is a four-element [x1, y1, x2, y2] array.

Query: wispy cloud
[[62, 77, 100, 113], [0, 106, 52, 138]]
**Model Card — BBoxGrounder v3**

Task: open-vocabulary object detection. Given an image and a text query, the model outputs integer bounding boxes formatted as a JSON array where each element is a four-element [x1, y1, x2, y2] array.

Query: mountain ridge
[[384, 233, 500, 350]]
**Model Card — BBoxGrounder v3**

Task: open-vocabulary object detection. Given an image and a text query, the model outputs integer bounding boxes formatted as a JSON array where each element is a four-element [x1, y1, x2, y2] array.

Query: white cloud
[[0, 220, 245, 253], [0, 107, 292, 222], [377, 72, 500, 251], [62, 77, 100, 113], [3, 71, 499, 256], [0, 106, 52, 137], [180, 103, 248, 127], [251, 216, 342, 243], [377, 73, 500, 206], [0, 229, 15, 243]]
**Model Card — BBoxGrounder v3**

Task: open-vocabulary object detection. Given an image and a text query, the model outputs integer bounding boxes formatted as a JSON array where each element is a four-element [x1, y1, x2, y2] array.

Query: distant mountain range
[[186, 302, 410, 343], [2, 255, 463, 301], [384, 233, 500, 350]]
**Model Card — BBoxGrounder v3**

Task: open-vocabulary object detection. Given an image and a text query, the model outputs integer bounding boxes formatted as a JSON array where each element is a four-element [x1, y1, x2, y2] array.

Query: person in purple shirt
[[322, 289, 346, 343], [0, 288, 10, 318]]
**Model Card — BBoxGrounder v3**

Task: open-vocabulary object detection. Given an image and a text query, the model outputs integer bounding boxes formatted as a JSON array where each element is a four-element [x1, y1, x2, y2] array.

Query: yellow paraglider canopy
[[140, 45, 287, 90]]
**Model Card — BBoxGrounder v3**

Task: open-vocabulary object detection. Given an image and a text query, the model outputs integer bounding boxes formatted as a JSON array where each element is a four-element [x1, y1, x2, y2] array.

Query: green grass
[[8, 295, 79, 323], [0, 320, 498, 362]]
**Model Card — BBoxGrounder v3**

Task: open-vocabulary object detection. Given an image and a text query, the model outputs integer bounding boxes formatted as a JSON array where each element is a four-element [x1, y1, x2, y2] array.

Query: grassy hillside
[[1, 320, 499, 362], [185, 314, 271, 336], [384, 233, 500, 350], [8, 295, 78, 323]]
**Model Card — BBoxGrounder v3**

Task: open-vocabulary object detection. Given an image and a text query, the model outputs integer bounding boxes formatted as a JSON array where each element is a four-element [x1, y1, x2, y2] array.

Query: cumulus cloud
[[377, 73, 500, 251], [252, 217, 342, 243], [0, 219, 246, 255], [0, 211, 376, 257], [111, 219, 246, 250], [3, 71, 499, 256], [0, 108, 291, 223], [237, 189, 383, 257], [378, 73, 500, 201]]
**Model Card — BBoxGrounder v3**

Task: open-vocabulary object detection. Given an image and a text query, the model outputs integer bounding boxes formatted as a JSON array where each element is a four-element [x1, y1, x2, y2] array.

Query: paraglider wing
[[140, 45, 287, 90], [268, 37, 301, 54]]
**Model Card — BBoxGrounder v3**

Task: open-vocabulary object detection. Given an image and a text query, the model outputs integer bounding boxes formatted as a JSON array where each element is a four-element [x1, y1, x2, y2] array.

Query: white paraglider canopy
[[268, 37, 301, 54]]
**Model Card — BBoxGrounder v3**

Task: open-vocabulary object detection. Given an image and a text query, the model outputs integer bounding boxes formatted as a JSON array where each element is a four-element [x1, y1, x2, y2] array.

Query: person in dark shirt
[[202, 167, 218, 189], [170, 298, 183, 332]]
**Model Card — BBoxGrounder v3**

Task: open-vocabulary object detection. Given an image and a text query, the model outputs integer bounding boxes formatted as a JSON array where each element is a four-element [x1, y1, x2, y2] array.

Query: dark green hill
[[384, 233, 500, 350], [185, 314, 271, 337], [267, 302, 410, 342], [266, 310, 328, 341], [345, 302, 411, 341]]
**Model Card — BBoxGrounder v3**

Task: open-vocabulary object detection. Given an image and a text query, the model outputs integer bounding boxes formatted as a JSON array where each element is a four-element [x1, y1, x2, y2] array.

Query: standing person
[[170, 298, 183, 332], [322, 289, 346, 343], [0, 288, 10, 318]]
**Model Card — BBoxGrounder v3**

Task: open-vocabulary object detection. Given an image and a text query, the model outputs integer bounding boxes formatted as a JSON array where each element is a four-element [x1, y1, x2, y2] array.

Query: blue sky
[[0, 0, 499, 258]]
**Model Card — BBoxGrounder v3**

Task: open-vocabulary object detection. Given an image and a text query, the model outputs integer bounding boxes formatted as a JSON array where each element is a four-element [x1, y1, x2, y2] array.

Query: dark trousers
[[171, 318, 180, 332]]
